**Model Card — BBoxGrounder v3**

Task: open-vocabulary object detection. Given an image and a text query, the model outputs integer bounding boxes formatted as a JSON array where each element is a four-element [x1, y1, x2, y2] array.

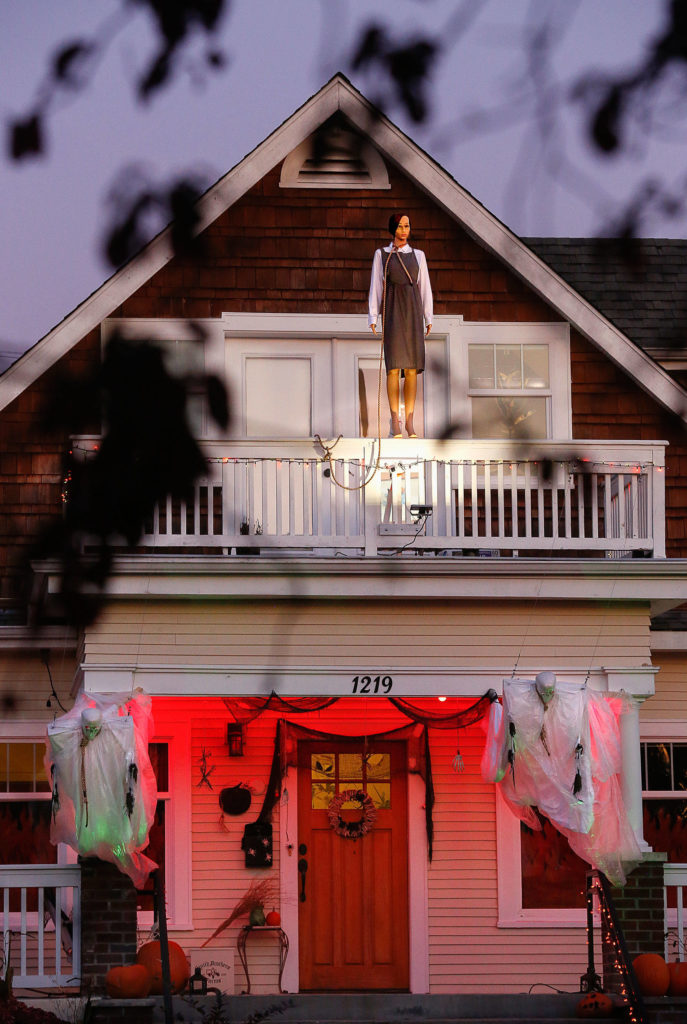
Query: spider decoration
[[197, 748, 215, 790]]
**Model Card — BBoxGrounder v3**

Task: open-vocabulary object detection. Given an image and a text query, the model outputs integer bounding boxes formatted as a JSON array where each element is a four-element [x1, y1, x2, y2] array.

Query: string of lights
[[67, 441, 660, 471]]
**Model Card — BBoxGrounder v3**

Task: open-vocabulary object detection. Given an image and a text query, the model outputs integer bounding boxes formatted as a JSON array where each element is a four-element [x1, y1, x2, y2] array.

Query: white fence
[[73, 437, 667, 558], [664, 863, 687, 962], [1, 864, 81, 988]]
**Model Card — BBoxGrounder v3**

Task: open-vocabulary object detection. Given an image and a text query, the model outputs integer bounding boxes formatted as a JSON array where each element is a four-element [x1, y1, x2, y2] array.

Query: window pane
[[245, 357, 311, 437], [643, 799, 687, 862], [495, 346, 522, 389], [646, 743, 672, 790], [472, 396, 547, 439], [468, 345, 494, 389], [339, 754, 362, 780], [673, 744, 687, 792], [521, 818, 587, 909], [149, 743, 169, 792], [0, 743, 49, 793], [137, 800, 166, 910], [523, 346, 550, 388], [366, 753, 390, 780], [0, 801, 56, 865], [312, 782, 335, 809], [311, 754, 334, 779], [368, 783, 390, 809]]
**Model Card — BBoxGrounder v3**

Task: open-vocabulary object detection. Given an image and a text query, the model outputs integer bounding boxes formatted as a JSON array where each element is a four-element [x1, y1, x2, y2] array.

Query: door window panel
[[245, 357, 312, 437], [309, 749, 392, 808]]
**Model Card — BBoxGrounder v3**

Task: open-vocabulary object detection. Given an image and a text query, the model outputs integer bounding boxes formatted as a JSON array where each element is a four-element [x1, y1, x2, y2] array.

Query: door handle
[[298, 857, 308, 902]]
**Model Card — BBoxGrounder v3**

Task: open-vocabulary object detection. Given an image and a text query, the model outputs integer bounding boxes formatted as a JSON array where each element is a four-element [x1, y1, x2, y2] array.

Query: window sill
[[498, 913, 587, 928]]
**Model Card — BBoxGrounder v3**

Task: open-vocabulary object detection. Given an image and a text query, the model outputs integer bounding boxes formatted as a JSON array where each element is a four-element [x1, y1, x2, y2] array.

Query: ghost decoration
[[482, 675, 641, 885], [45, 690, 158, 888]]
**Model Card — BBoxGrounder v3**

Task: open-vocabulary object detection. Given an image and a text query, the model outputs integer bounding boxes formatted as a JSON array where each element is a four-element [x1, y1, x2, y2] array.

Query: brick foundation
[[79, 857, 138, 994], [601, 853, 667, 998]]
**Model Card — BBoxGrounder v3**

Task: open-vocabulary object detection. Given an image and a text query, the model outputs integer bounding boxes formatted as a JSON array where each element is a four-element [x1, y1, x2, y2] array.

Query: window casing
[[496, 788, 587, 927], [641, 741, 687, 866]]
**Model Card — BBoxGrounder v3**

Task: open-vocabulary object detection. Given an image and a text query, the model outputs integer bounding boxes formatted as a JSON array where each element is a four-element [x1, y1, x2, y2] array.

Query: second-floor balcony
[[74, 437, 667, 559]]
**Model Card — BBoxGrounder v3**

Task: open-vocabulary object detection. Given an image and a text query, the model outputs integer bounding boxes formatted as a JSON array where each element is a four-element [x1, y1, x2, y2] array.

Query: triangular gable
[[2, 73, 686, 423]]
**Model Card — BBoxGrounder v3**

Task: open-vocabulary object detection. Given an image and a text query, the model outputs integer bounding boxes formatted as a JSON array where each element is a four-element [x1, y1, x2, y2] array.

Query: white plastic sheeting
[[45, 690, 158, 888], [483, 675, 641, 885]]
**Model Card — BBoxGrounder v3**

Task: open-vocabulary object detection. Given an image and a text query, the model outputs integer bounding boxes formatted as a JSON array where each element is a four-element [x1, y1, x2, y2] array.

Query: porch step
[[157, 992, 610, 1023]]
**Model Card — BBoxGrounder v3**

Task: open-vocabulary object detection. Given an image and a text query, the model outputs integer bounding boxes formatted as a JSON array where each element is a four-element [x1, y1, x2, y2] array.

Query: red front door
[[297, 740, 409, 991]]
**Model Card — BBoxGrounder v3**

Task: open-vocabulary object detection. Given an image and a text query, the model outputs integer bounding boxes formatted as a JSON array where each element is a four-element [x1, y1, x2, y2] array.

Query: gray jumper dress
[[380, 249, 425, 373]]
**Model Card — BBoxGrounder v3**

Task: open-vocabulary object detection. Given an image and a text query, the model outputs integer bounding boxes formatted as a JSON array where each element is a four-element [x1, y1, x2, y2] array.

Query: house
[[2, 73, 687, 1005]]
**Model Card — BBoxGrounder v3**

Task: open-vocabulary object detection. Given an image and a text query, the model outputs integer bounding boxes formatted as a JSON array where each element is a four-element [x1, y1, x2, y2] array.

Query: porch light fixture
[[188, 966, 208, 995], [227, 723, 245, 757]]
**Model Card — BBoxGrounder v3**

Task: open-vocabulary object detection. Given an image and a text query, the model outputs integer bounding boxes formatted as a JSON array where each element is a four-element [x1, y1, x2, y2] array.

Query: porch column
[[619, 694, 650, 853]]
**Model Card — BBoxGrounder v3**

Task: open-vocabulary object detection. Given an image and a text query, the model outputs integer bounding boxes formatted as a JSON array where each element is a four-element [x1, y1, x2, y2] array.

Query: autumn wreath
[[327, 789, 377, 839]]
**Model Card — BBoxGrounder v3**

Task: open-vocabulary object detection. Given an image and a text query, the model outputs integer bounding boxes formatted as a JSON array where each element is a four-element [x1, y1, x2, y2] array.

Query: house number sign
[[351, 675, 393, 693]]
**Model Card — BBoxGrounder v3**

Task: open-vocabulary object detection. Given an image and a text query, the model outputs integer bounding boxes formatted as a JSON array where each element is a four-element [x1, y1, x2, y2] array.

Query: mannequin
[[368, 213, 433, 437]]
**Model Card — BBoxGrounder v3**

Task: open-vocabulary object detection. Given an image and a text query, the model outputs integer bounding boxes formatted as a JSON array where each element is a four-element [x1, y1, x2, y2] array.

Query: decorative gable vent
[[280, 124, 389, 189]]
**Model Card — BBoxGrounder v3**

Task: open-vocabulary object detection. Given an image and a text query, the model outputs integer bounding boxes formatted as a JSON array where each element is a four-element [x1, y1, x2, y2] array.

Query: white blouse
[[368, 243, 433, 328]]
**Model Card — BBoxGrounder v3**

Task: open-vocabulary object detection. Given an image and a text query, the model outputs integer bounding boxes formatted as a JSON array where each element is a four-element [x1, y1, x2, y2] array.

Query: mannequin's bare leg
[[386, 369, 402, 436], [404, 370, 418, 437]]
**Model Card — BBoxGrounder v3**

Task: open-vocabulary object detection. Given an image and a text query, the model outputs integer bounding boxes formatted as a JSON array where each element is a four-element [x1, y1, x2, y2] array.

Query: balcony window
[[468, 344, 551, 439]]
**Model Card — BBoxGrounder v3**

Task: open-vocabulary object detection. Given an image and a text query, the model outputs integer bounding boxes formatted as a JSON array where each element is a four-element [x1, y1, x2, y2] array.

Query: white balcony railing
[[74, 437, 667, 558], [664, 862, 687, 962], [1, 864, 81, 988]]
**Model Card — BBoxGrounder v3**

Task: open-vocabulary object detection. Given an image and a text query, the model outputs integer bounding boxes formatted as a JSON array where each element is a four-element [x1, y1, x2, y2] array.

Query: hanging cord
[[316, 248, 414, 492]]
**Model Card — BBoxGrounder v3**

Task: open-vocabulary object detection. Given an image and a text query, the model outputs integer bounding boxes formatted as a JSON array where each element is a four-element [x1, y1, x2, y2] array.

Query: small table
[[236, 925, 289, 994]]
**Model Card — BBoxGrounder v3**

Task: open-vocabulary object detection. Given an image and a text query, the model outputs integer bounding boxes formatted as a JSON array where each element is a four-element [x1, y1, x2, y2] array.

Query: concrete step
[[155, 991, 611, 1023]]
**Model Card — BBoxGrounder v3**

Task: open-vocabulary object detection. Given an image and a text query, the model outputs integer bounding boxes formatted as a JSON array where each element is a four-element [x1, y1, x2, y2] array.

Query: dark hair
[[388, 213, 409, 236]]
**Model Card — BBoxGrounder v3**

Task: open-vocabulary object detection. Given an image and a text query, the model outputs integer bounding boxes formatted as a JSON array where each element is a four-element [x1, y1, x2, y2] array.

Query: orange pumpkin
[[632, 953, 670, 997], [137, 940, 189, 994], [668, 960, 687, 996], [265, 909, 281, 926], [575, 991, 613, 1018], [105, 964, 152, 998]]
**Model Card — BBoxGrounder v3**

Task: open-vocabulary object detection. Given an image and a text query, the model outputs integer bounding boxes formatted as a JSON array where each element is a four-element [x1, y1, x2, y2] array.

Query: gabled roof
[[2, 73, 687, 423]]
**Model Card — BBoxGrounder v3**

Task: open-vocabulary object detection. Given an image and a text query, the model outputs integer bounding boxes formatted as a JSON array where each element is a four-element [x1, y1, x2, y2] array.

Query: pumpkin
[[668, 960, 687, 996], [265, 909, 281, 926], [575, 991, 613, 1019], [632, 952, 670, 997], [137, 940, 189, 994], [105, 964, 152, 999]]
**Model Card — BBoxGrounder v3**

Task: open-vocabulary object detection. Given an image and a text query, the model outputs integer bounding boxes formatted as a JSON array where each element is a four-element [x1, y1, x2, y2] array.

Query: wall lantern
[[188, 966, 208, 995], [227, 723, 244, 757]]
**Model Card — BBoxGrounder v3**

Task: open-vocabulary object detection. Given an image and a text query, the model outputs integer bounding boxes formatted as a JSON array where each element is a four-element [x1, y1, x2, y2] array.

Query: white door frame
[[279, 759, 429, 993]]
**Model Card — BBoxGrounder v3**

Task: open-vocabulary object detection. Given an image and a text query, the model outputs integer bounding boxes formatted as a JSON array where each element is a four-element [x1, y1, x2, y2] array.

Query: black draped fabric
[[224, 691, 497, 729], [228, 691, 499, 862]]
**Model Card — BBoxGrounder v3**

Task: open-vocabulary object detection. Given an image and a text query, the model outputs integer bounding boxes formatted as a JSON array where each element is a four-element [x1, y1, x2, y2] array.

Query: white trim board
[[80, 665, 659, 700], [1, 75, 686, 426]]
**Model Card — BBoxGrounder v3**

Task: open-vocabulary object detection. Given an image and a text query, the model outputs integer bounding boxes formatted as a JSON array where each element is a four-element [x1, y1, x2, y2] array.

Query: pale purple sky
[[0, 0, 683, 361]]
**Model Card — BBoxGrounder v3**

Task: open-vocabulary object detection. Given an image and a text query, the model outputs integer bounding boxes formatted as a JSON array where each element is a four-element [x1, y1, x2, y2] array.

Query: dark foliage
[[351, 23, 437, 123], [0, 998, 63, 1023], [104, 169, 207, 268], [7, 0, 228, 160], [27, 330, 229, 627]]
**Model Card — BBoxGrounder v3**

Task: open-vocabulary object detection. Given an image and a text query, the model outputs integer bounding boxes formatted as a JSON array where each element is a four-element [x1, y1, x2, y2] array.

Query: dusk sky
[[1, 1, 684, 362]]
